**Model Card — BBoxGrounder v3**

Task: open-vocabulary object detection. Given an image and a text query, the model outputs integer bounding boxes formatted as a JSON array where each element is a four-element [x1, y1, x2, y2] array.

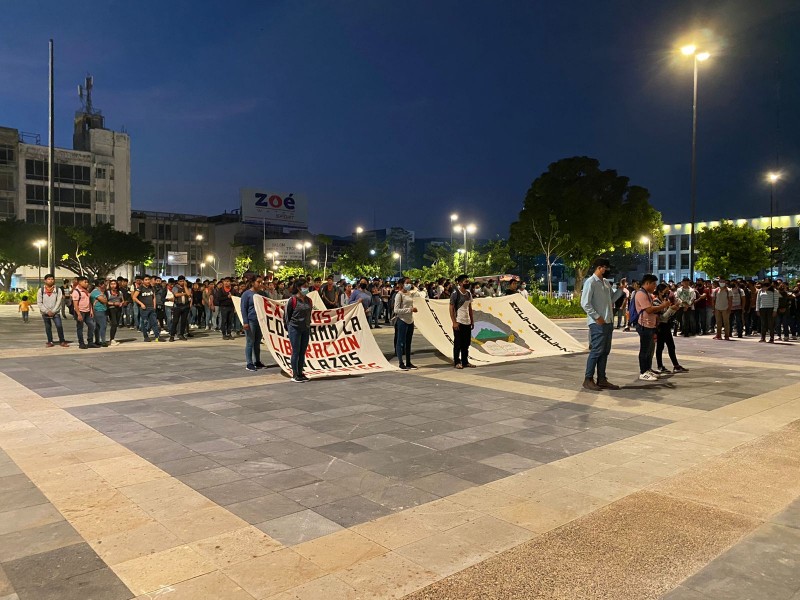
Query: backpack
[[628, 290, 647, 327], [283, 296, 298, 328]]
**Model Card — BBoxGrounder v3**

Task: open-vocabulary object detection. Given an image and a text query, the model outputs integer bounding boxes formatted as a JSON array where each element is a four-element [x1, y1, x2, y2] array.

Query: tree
[[58, 223, 153, 280], [0, 220, 46, 291], [509, 157, 663, 295], [332, 239, 394, 279], [471, 239, 515, 277], [232, 245, 267, 277], [696, 221, 769, 278], [772, 228, 800, 276]]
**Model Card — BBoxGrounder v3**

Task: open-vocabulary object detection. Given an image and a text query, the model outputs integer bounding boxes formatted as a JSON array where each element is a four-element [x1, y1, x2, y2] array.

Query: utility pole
[[47, 40, 55, 274]]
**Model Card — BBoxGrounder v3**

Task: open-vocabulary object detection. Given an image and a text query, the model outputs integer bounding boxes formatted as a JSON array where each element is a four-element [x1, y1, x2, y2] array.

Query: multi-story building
[[653, 214, 800, 281], [1, 95, 131, 285], [130, 211, 216, 279]]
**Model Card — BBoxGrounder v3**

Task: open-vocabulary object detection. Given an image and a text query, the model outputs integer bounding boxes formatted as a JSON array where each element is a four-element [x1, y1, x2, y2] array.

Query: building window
[[138, 222, 146, 237], [25, 160, 90, 185], [657, 255, 666, 271], [0, 146, 14, 165], [0, 198, 15, 219], [26, 184, 47, 205], [668, 236, 677, 251], [157, 224, 172, 239], [26, 159, 47, 180], [96, 167, 107, 179], [681, 236, 690, 250], [96, 190, 107, 204], [0, 171, 13, 191]]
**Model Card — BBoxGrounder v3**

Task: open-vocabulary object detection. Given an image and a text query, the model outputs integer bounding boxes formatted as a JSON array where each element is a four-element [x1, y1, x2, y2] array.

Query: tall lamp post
[[266, 252, 279, 271], [453, 223, 476, 274], [449, 213, 458, 248], [194, 234, 203, 278], [34, 239, 46, 286], [205, 254, 220, 278], [680, 43, 710, 281], [355, 227, 363, 240], [296, 241, 312, 269], [767, 171, 781, 276], [393, 252, 402, 277], [200, 262, 205, 278], [640, 236, 651, 273]]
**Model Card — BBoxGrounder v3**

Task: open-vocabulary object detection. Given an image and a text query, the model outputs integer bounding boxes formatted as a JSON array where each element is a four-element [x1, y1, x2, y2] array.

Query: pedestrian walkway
[[1, 305, 799, 599]]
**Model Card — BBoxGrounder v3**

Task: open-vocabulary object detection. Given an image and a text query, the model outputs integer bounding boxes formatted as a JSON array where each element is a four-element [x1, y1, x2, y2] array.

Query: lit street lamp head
[[466, 224, 477, 234], [767, 172, 781, 183], [453, 225, 462, 233], [639, 236, 650, 244], [195, 234, 203, 241], [696, 52, 710, 61], [450, 213, 458, 221], [33, 239, 47, 249], [355, 227, 363, 234], [206, 254, 214, 262], [680, 44, 696, 56], [392, 252, 400, 259]]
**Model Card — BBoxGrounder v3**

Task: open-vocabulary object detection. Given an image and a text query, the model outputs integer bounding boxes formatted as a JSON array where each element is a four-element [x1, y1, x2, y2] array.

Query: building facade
[[653, 214, 800, 281]]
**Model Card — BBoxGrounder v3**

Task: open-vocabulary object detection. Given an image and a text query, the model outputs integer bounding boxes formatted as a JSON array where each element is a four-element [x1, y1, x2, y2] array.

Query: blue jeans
[[132, 303, 140, 329], [371, 303, 382, 326], [585, 322, 613, 380], [205, 306, 213, 329], [288, 325, 310, 378], [76, 311, 95, 346], [636, 324, 656, 374], [42, 314, 66, 343], [395, 320, 414, 365], [140, 308, 159, 339], [94, 311, 108, 344], [245, 318, 262, 366]]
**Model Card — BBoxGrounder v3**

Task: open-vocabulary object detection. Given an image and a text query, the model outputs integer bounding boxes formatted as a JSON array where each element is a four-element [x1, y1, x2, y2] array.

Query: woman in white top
[[393, 277, 419, 370]]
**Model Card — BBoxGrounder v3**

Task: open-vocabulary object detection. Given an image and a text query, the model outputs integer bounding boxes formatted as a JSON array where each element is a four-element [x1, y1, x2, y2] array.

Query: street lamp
[[355, 227, 364, 240], [205, 254, 220, 278], [767, 171, 782, 276], [310, 259, 318, 269], [392, 252, 402, 277], [640, 236, 651, 273], [33, 239, 46, 285], [200, 262, 205, 277], [453, 223, 477, 273], [449, 213, 458, 248], [194, 234, 203, 278], [680, 42, 711, 281], [295, 241, 312, 268], [266, 251, 279, 270]]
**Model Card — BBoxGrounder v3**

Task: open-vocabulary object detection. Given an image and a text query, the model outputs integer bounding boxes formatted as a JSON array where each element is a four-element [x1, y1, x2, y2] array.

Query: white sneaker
[[639, 372, 658, 381], [647, 369, 661, 379], [110, 340, 120, 346]]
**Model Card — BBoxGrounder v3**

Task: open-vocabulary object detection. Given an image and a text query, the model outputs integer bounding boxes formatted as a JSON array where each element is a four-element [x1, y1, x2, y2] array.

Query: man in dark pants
[[580, 257, 624, 391], [169, 275, 191, 341], [449, 274, 475, 369], [214, 277, 236, 339]]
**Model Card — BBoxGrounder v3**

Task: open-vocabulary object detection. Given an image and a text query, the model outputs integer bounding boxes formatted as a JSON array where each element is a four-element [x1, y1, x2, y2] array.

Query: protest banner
[[254, 295, 397, 379], [413, 294, 584, 365], [233, 290, 325, 327]]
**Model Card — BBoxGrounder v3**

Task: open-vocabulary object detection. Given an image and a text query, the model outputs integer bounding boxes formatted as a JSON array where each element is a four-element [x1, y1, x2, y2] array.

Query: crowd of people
[[582, 256, 795, 391], [30, 271, 525, 382]]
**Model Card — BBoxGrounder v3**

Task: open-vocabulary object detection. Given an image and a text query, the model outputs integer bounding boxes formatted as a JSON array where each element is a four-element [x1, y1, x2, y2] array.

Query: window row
[[0, 146, 14, 165], [0, 171, 14, 192], [26, 209, 93, 227], [26, 185, 92, 208], [25, 160, 91, 185]]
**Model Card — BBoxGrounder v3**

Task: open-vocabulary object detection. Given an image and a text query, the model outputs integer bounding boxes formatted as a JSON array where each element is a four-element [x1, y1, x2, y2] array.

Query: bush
[[528, 293, 584, 319], [0, 288, 40, 305]]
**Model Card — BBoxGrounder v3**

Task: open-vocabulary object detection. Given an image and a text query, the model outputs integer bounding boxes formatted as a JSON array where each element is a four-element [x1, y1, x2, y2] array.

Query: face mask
[[300, 287, 309, 296], [719, 282, 726, 288], [404, 284, 412, 291]]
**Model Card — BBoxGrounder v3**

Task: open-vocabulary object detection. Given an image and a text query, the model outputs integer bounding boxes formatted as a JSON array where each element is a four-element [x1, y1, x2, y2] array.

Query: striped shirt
[[756, 289, 780, 311]]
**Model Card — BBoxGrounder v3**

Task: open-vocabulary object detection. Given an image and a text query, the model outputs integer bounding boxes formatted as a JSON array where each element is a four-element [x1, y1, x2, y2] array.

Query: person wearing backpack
[[284, 277, 313, 383], [580, 257, 624, 391], [633, 274, 672, 381], [38, 273, 69, 347], [449, 274, 475, 369], [653, 283, 689, 375]]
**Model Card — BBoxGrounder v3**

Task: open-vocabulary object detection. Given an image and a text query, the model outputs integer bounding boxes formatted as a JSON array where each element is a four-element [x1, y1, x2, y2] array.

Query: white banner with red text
[[412, 294, 584, 365], [254, 295, 397, 379]]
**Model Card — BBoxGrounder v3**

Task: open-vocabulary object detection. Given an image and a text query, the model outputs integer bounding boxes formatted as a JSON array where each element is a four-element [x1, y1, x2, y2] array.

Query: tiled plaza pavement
[[2, 304, 800, 599]]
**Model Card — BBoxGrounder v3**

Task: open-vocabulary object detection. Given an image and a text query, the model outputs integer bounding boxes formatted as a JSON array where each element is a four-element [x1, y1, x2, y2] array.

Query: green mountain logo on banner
[[470, 315, 533, 357]]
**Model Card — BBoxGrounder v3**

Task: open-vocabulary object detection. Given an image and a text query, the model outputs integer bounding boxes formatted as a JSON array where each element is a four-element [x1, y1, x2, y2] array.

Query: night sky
[[2, 0, 798, 238]]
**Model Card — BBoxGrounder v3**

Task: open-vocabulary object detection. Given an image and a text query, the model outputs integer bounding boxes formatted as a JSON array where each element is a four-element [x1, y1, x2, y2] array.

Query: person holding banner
[[394, 277, 419, 370], [241, 276, 267, 372], [284, 277, 313, 383], [450, 274, 475, 369]]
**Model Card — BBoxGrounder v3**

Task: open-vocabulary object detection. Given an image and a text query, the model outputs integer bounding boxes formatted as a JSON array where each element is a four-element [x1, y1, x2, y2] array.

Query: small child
[[18, 295, 31, 323]]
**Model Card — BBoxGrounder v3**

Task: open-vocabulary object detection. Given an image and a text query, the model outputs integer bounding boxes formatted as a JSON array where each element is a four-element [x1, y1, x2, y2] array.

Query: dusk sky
[[2, 0, 798, 239]]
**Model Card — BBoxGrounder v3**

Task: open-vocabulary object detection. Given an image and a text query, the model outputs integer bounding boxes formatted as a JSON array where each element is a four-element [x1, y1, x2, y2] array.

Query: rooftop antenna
[[78, 74, 95, 114]]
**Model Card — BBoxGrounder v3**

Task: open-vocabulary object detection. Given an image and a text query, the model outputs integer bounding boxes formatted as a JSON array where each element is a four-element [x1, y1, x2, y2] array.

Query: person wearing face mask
[[518, 281, 529, 300], [756, 279, 780, 343], [393, 277, 419, 370], [580, 258, 624, 391], [284, 277, 313, 382], [712, 278, 733, 341], [450, 274, 475, 369], [213, 277, 236, 340]]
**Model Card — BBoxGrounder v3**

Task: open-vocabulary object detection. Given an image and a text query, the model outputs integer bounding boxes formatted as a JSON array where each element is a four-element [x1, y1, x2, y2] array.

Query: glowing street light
[[266, 251, 279, 269], [392, 252, 402, 276], [766, 171, 783, 275], [295, 242, 312, 268], [355, 226, 364, 240], [640, 236, 652, 272], [679, 40, 712, 280], [205, 254, 220, 278], [453, 223, 477, 273], [33, 239, 46, 285]]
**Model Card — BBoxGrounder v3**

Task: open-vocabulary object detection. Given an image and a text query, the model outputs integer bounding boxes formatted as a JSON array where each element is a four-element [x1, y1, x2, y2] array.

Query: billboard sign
[[262, 239, 306, 262], [241, 189, 308, 229], [167, 251, 188, 266]]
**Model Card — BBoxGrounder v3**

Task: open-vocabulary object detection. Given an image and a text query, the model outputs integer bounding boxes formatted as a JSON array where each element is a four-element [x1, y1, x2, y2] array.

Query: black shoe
[[291, 377, 305, 383], [79, 343, 88, 349], [88, 343, 102, 348], [179, 336, 187, 341], [299, 374, 311, 382], [169, 336, 175, 342], [673, 365, 689, 373], [142, 337, 150, 342], [406, 363, 419, 370], [186, 333, 194, 338], [399, 363, 409, 371], [245, 363, 257, 372], [254, 362, 266, 369]]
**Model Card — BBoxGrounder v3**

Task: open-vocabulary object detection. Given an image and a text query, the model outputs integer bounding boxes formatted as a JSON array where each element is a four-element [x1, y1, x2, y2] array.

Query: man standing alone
[[580, 258, 623, 391]]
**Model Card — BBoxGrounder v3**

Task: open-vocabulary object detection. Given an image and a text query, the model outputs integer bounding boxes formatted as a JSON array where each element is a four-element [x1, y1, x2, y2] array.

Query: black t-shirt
[[137, 286, 156, 309]]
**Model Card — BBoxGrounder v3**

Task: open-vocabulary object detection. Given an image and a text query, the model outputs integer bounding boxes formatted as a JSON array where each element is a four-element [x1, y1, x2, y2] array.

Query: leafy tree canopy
[[696, 220, 769, 279], [58, 223, 153, 280], [509, 157, 662, 293], [332, 239, 395, 279], [0, 220, 46, 291]]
